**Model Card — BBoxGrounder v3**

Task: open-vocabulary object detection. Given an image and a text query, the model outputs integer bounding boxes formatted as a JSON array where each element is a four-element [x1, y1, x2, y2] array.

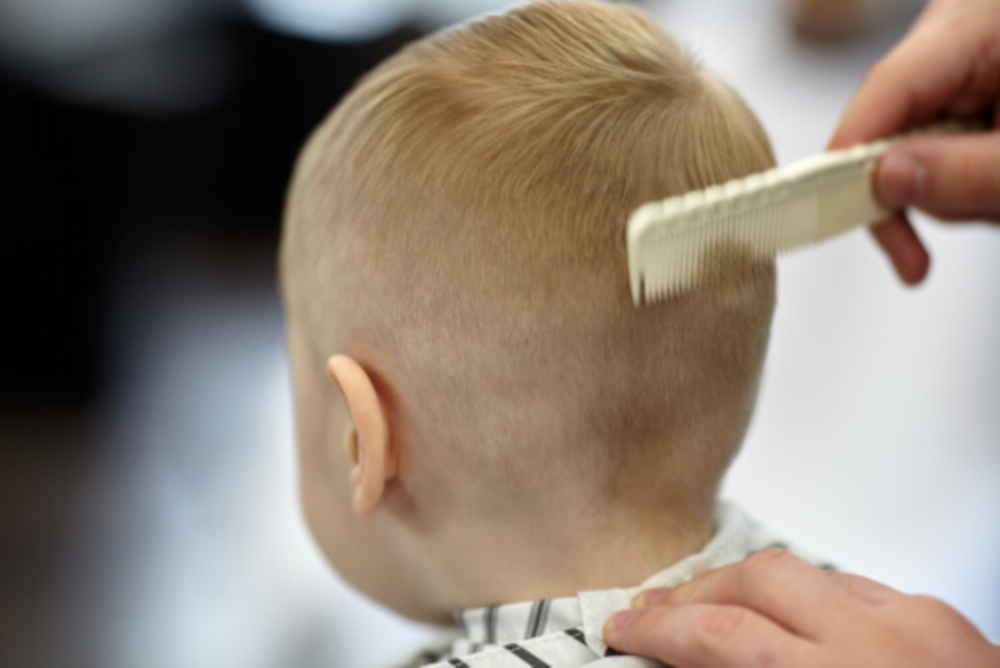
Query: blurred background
[[1, 0, 997, 666]]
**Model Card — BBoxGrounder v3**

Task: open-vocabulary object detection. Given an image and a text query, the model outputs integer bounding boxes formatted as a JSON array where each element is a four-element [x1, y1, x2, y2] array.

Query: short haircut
[[281, 0, 777, 516]]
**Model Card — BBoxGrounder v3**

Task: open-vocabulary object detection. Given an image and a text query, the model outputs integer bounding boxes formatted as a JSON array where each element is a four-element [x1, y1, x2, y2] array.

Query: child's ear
[[326, 354, 395, 517]]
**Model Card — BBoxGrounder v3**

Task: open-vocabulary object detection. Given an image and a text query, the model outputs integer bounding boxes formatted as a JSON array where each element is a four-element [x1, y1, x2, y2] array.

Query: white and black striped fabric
[[382, 502, 833, 668]]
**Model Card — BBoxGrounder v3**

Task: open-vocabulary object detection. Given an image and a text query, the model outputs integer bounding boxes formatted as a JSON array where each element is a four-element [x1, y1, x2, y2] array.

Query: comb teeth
[[627, 136, 899, 305], [630, 193, 822, 303]]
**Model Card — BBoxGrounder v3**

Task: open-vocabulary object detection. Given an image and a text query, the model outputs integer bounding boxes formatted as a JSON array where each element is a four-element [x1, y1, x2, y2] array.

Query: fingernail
[[878, 151, 925, 207], [605, 609, 642, 636], [632, 588, 673, 609]]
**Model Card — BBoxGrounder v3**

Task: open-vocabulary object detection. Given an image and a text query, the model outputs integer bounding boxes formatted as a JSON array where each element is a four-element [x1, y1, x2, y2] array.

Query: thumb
[[875, 133, 1000, 222]]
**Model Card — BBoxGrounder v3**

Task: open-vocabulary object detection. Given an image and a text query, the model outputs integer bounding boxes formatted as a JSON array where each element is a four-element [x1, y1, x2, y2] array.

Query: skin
[[286, 317, 721, 623], [604, 549, 1000, 668], [829, 0, 1000, 284], [603, 0, 1000, 663]]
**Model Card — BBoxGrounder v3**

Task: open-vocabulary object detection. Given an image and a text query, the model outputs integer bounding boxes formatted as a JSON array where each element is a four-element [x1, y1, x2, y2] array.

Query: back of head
[[282, 0, 776, 524]]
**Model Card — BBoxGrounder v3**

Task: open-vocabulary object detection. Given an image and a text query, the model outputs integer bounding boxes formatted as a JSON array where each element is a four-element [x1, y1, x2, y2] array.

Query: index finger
[[636, 549, 857, 640], [829, 0, 998, 148], [604, 603, 816, 668]]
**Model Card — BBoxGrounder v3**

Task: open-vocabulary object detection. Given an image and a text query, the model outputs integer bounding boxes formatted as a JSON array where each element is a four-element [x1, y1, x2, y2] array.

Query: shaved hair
[[281, 0, 776, 519]]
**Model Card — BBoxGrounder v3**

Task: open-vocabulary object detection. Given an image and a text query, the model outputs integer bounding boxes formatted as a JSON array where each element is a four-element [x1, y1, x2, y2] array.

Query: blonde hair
[[281, 0, 776, 517]]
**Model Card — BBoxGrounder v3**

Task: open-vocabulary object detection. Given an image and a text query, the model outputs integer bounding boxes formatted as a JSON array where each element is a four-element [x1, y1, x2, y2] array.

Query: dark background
[[0, 10, 420, 408], [0, 4, 423, 665]]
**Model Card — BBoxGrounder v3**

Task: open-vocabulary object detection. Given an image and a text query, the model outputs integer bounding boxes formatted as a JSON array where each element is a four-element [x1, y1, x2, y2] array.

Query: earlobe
[[327, 354, 394, 517]]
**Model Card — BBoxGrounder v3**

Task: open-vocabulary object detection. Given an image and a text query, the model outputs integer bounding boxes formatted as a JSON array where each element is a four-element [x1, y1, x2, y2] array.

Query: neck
[[411, 500, 717, 619]]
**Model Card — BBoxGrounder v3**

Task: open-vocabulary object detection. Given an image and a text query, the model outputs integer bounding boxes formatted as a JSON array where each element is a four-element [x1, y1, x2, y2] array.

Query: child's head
[[281, 0, 775, 622]]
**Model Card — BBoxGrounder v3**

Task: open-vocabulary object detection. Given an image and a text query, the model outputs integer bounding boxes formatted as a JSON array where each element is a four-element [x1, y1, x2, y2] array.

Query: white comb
[[626, 123, 974, 305]]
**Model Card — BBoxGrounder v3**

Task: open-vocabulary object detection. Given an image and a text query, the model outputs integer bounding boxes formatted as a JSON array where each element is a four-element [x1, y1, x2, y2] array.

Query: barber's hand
[[604, 549, 1000, 668], [829, 0, 1000, 284]]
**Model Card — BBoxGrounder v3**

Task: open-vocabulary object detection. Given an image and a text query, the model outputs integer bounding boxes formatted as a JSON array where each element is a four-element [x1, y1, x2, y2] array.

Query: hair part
[[281, 0, 777, 520]]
